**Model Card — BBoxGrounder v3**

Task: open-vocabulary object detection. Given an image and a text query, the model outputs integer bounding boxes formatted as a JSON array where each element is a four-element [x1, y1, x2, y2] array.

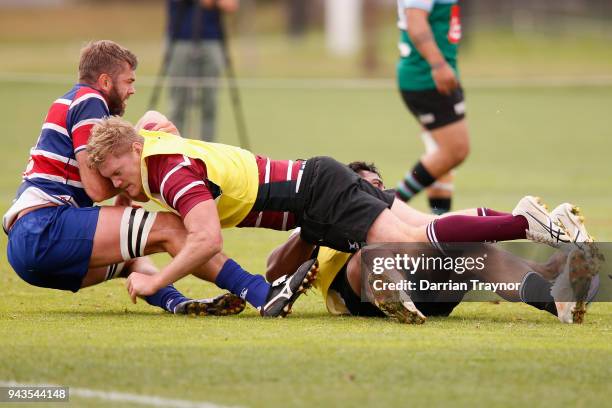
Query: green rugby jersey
[[396, 0, 462, 91]]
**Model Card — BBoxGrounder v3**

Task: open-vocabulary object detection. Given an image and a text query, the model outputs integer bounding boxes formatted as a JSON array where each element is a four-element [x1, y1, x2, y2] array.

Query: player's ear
[[98, 73, 112, 91], [132, 141, 143, 155]]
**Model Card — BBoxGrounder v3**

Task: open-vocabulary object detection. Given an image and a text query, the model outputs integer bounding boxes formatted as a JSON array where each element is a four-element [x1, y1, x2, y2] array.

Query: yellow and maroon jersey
[[140, 130, 304, 230]]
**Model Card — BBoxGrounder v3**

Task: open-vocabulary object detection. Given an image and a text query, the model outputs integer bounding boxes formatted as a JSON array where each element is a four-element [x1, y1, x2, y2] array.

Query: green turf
[[1, 3, 611, 407], [1, 81, 610, 407]]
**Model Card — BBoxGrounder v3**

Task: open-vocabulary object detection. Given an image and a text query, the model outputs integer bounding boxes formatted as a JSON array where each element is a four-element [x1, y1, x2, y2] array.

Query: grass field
[[1, 2, 611, 407]]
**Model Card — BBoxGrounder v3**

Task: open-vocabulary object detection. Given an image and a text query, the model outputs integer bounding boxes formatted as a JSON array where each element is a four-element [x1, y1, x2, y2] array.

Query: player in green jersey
[[395, 0, 468, 216]]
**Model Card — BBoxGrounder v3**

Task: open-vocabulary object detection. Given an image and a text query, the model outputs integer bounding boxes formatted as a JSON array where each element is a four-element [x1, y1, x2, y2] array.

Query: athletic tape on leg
[[119, 208, 158, 261], [421, 131, 456, 182], [105, 262, 125, 281], [420, 131, 438, 154], [430, 181, 455, 192]]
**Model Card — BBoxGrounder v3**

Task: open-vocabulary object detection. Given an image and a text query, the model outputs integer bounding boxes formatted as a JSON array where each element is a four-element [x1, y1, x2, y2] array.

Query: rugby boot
[[260, 258, 318, 317], [174, 293, 246, 316], [367, 271, 426, 324], [512, 196, 571, 247]]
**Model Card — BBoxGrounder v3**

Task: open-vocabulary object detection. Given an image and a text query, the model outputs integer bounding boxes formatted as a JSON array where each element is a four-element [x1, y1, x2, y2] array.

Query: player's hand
[[150, 120, 181, 136], [431, 62, 459, 95], [126, 272, 162, 304]]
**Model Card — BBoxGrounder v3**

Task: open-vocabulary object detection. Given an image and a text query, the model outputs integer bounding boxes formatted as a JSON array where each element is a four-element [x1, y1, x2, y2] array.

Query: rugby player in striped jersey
[[5, 41, 310, 317]]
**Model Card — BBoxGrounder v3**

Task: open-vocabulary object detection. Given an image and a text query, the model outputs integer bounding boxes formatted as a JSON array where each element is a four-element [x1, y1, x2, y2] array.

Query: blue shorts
[[7, 205, 100, 292]]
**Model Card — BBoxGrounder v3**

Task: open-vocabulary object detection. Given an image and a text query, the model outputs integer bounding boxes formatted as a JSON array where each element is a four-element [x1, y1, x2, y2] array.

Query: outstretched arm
[[126, 199, 223, 302]]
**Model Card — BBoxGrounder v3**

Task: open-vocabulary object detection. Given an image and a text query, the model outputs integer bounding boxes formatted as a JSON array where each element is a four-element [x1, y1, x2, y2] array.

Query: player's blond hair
[[79, 40, 138, 84], [87, 116, 143, 168]]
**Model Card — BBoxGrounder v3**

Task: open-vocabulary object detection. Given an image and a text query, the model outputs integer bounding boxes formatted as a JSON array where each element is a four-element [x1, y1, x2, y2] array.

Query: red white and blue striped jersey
[[3, 84, 109, 232]]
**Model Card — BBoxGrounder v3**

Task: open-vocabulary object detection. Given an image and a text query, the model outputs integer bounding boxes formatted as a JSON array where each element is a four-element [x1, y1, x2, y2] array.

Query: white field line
[[1, 72, 612, 90], [0, 380, 242, 408]]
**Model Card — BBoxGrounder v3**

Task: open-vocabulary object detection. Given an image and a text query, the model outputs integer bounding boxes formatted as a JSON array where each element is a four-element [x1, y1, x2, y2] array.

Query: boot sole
[[182, 293, 246, 317]]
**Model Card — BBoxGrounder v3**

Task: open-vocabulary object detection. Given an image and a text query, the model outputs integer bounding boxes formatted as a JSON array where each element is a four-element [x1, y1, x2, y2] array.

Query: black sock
[[397, 161, 436, 201], [429, 197, 452, 215], [519, 272, 557, 317]]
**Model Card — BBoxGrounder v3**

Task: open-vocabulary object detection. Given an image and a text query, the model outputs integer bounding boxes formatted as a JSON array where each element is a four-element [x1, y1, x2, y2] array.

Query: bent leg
[[422, 119, 470, 177], [90, 207, 272, 309], [397, 120, 469, 202], [89, 207, 205, 270], [390, 198, 437, 227], [367, 204, 522, 245], [80, 256, 159, 289], [465, 245, 558, 317], [89, 206, 227, 282], [390, 198, 487, 228], [420, 130, 454, 214]]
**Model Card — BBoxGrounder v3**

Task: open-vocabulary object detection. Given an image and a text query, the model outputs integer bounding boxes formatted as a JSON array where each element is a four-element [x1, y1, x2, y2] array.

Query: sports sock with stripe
[[215, 259, 270, 308], [145, 285, 189, 313], [426, 215, 528, 243], [396, 161, 436, 201], [477, 208, 511, 217]]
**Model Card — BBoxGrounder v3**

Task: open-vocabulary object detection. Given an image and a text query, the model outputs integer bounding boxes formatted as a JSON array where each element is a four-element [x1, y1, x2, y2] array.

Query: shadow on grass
[[4, 305, 560, 325], [18, 309, 334, 320]]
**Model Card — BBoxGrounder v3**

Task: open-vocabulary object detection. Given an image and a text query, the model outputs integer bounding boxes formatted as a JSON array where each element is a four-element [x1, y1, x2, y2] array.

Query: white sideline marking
[[1, 71, 612, 89], [0, 381, 241, 408]]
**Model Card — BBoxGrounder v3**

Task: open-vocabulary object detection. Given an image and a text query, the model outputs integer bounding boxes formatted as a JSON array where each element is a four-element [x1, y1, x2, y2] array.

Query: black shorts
[[296, 156, 395, 253], [329, 264, 462, 318], [400, 87, 466, 131]]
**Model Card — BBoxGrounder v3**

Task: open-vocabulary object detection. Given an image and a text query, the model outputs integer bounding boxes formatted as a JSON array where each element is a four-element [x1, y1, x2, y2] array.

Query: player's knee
[[454, 140, 470, 163], [206, 234, 224, 257], [146, 212, 187, 253], [443, 141, 469, 167]]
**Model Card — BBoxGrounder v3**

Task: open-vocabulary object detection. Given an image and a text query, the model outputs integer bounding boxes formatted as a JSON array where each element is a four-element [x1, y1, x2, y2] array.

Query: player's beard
[[106, 84, 126, 116]]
